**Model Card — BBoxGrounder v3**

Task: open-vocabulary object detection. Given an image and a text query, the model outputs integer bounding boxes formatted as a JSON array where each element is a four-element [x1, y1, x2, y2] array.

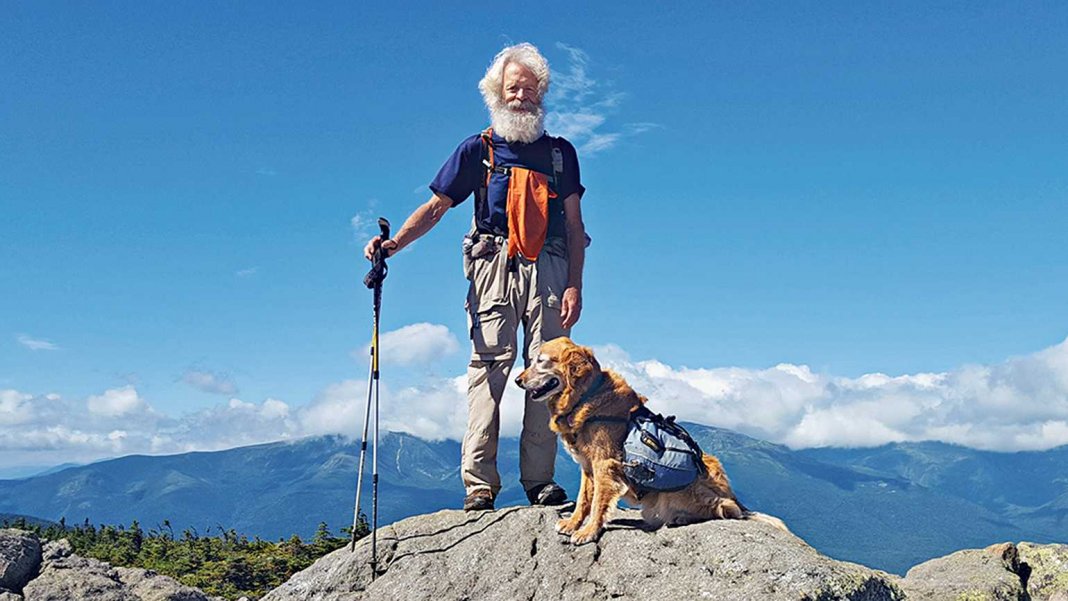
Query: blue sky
[[2, 2, 1068, 471]]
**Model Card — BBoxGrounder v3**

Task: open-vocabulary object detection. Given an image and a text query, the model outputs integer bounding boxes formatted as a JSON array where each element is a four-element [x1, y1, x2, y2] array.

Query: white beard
[[489, 98, 545, 144]]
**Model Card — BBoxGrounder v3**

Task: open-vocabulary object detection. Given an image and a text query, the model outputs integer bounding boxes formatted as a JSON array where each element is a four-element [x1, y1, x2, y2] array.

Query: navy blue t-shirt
[[429, 132, 584, 239]]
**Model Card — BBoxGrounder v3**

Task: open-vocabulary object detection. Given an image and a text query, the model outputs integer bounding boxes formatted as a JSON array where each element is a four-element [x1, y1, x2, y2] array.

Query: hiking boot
[[463, 489, 494, 512], [526, 482, 567, 506]]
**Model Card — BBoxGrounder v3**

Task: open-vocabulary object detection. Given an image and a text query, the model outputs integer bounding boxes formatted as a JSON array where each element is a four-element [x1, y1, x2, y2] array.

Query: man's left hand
[[560, 286, 582, 330]]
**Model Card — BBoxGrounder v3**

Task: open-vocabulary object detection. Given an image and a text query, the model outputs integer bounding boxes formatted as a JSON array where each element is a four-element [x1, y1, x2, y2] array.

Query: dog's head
[[516, 337, 602, 418]]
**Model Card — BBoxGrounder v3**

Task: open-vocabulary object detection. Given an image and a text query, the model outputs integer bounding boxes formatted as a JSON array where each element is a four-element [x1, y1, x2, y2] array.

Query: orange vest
[[479, 128, 559, 260]]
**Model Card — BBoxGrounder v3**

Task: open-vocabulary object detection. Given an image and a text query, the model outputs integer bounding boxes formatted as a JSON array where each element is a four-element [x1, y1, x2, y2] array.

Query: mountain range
[[0, 425, 1064, 575]]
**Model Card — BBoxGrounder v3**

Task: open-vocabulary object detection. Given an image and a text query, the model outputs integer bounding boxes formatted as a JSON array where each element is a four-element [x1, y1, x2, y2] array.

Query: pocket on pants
[[535, 239, 569, 310], [466, 250, 514, 360], [471, 308, 511, 358], [462, 244, 474, 281], [468, 245, 507, 307]]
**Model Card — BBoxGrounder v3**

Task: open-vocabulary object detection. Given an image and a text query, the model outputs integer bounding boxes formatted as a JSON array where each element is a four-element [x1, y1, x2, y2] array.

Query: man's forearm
[[392, 193, 453, 252], [565, 223, 585, 291], [561, 192, 586, 290]]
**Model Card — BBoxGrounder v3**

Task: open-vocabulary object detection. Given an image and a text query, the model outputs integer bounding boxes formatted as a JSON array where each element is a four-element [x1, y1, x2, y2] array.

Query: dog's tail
[[742, 510, 792, 534]]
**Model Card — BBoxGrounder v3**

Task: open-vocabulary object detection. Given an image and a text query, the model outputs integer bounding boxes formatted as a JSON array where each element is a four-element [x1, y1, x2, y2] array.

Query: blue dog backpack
[[621, 407, 706, 495]]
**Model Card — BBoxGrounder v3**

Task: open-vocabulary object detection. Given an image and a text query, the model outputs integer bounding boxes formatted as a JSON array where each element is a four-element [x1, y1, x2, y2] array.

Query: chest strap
[[565, 373, 641, 428]]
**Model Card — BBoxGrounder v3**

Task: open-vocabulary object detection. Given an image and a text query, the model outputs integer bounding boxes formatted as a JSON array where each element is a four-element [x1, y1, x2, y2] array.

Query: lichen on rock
[[1019, 542, 1068, 601]]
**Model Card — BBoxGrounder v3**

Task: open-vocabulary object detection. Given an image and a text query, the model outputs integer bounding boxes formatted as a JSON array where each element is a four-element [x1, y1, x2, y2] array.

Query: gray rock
[[0, 592, 23, 601], [901, 541, 1028, 600], [39, 540, 71, 563], [20, 544, 217, 601], [114, 566, 212, 601], [1019, 542, 1068, 601], [0, 529, 42, 593], [22, 554, 137, 601], [263, 505, 904, 601]]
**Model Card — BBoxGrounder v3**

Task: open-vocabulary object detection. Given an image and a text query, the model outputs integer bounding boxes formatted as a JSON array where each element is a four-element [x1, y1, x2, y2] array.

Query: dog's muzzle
[[524, 377, 561, 401]]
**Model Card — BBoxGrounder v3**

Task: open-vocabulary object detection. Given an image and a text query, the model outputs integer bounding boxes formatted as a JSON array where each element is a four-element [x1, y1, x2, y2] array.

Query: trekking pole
[[350, 218, 391, 580]]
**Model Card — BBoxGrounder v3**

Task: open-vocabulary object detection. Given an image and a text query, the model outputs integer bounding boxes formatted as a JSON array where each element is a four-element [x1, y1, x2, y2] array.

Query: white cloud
[[7, 333, 1068, 471], [228, 398, 254, 410], [86, 386, 148, 417], [236, 267, 259, 278], [357, 323, 461, 367], [262, 398, 290, 420], [159, 396, 298, 451], [552, 43, 595, 103], [579, 133, 622, 155], [0, 390, 35, 425], [544, 43, 654, 156], [380, 375, 527, 441], [182, 369, 238, 395], [545, 112, 605, 140], [17, 334, 59, 351], [593, 337, 1068, 452], [1, 387, 296, 466], [298, 379, 371, 437], [351, 213, 373, 240], [296, 372, 521, 442], [351, 204, 381, 243]]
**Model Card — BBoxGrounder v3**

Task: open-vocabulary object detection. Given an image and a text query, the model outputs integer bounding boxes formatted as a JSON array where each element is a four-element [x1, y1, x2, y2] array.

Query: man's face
[[502, 61, 539, 110]]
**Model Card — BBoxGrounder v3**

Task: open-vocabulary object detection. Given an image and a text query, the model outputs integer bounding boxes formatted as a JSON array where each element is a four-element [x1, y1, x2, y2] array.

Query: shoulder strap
[[474, 128, 496, 233], [477, 128, 494, 209], [549, 136, 564, 192]]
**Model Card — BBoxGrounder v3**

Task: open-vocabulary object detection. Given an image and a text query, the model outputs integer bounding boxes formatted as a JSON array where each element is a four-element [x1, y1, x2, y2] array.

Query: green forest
[[3, 516, 369, 600]]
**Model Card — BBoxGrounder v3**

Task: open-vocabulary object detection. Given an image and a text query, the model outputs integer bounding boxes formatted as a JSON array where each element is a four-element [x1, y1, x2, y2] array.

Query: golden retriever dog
[[516, 337, 788, 544]]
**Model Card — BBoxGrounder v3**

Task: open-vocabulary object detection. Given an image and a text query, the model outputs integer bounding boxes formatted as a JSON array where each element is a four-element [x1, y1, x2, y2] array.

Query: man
[[363, 43, 587, 511]]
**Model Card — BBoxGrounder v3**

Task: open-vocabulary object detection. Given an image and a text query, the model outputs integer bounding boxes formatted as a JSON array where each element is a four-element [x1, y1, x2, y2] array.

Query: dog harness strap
[[563, 371, 610, 429], [570, 373, 645, 429], [582, 402, 646, 426], [583, 415, 629, 424], [576, 371, 606, 407]]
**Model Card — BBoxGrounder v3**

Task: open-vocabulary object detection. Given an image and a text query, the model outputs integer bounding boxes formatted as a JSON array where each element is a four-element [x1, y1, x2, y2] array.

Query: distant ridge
[[0, 462, 82, 480], [0, 512, 56, 528], [0, 425, 1064, 574]]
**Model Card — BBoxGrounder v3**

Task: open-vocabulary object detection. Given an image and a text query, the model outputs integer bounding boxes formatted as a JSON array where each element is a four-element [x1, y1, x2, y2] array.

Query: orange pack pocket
[[506, 167, 556, 260]]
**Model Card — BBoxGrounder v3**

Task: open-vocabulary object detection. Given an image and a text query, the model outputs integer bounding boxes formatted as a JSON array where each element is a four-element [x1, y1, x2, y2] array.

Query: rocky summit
[[263, 505, 1068, 601], [267, 508, 850, 601], [3, 512, 1068, 600], [266, 506, 892, 601]]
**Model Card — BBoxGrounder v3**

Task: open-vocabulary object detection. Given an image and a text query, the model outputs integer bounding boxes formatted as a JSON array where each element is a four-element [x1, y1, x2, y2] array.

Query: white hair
[[479, 43, 551, 108]]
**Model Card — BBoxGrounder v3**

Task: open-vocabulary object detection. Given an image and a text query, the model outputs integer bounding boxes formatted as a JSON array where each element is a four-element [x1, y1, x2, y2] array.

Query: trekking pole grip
[[363, 217, 391, 289]]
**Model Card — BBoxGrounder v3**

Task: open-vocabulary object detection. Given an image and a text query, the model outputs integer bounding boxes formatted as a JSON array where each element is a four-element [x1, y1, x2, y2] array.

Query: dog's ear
[[560, 344, 600, 398]]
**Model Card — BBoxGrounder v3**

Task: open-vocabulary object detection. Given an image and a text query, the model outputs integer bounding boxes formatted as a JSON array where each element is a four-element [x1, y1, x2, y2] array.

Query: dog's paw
[[555, 518, 578, 535], [569, 527, 601, 545]]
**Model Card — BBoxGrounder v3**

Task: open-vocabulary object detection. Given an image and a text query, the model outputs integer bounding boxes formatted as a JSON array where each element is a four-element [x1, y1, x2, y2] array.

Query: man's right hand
[[364, 236, 398, 261]]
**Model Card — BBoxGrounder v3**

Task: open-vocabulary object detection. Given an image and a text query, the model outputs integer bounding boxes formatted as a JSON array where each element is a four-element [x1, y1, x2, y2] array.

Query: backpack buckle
[[640, 431, 663, 453]]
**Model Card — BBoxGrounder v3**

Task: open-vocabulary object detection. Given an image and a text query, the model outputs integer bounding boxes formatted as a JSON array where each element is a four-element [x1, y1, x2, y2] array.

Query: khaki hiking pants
[[462, 235, 571, 497]]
